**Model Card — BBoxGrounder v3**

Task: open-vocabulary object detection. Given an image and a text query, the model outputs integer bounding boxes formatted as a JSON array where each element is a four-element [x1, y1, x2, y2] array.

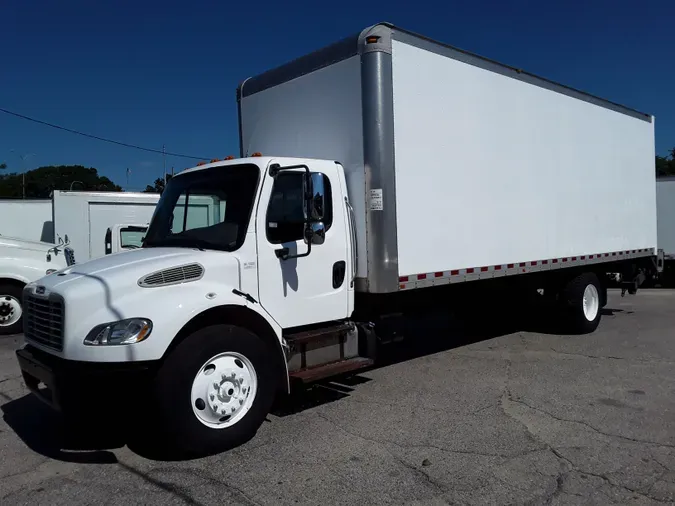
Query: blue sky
[[2, 0, 673, 190]]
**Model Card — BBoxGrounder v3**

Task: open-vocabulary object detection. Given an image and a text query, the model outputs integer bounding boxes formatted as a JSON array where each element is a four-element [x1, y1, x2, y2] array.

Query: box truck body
[[51, 191, 160, 262], [0, 199, 54, 242], [15, 23, 659, 455], [238, 23, 657, 293], [657, 177, 675, 260]]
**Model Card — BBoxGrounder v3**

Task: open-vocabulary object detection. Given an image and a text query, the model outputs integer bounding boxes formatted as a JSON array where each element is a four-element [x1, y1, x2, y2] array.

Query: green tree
[[0, 165, 122, 198], [143, 174, 172, 194], [656, 148, 675, 177]]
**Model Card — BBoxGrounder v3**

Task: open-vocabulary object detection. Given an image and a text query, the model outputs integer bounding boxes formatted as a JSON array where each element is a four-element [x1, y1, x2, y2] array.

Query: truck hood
[[0, 235, 57, 252], [30, 247, 241, 294]]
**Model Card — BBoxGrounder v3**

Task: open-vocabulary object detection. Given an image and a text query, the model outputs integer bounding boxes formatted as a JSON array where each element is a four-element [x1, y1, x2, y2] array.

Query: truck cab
[[104, 224, 148, 255], [16, 156, 358, 455]]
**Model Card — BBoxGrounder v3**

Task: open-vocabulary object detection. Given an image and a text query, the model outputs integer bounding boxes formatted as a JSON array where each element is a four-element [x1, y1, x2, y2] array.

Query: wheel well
[[0, 278, 26, 291], [163, 305, 290, 394]]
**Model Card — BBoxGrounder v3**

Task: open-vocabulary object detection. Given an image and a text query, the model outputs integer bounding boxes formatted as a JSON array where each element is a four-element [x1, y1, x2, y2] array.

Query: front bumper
[[16, 345, 158, 413]]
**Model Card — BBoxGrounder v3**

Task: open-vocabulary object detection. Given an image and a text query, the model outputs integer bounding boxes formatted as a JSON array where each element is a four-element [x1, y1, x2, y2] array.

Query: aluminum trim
[[360, 47, 400, 293], [398, 249, 656, 290]]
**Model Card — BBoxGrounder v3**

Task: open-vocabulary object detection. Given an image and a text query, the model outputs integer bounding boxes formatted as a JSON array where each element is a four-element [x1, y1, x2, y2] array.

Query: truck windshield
[[143, 164, 260, 252]]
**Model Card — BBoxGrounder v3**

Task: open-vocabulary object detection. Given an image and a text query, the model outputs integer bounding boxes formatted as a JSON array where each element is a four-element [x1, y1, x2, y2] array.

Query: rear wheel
[[0, 283, 24, 336], [151, 324, 278, 456], [560, 272, 603, 334]]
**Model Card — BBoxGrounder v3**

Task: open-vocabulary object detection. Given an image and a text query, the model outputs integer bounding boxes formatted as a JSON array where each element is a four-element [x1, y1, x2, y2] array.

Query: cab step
[[289, 357, 374, 383], [285, 321, 354, 347]]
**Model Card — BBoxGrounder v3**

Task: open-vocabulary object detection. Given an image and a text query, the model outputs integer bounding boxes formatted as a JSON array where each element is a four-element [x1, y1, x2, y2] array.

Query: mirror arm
[[275, 242, 312, 261]]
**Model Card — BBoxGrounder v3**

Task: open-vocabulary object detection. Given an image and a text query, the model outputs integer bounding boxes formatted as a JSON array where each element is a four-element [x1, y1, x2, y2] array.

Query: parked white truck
[[0, 191, 159, 335], [0, 235, 75, 335], [16, 23, 658, 455], [654, 176, 675, 284]]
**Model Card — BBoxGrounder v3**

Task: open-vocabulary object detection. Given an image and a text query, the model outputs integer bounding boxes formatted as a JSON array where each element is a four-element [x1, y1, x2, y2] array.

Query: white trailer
[[15, 23, 658, 456], [655, 177, 675, 283], [51, 190, 160, 262], [0, 199, 53, 242]]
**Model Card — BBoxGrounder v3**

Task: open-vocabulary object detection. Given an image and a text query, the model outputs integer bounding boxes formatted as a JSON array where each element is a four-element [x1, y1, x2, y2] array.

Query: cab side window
[[266, 172, 332, 244]]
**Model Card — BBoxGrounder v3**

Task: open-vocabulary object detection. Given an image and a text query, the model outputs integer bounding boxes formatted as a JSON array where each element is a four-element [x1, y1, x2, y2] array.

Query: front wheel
[[151, 324, 278, 456], [0, 284, 24, 336]]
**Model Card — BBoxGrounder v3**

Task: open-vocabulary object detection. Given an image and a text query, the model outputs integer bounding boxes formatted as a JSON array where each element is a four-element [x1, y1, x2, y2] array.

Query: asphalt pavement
[[1, 290, 674, 505]]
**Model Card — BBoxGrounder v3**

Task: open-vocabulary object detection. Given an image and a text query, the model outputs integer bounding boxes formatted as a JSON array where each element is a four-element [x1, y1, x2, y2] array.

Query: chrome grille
[[138, 263, 204, 288], [23, 293, 64, 351]]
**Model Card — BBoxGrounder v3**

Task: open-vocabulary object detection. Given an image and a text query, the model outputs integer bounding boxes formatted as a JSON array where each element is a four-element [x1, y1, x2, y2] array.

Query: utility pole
[[163, 144, 167, 185], [9, 150, 35, 199]]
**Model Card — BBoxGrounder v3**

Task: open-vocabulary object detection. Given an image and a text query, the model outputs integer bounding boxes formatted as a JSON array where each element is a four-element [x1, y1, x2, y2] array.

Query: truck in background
[[15, 23, 658, 455], [0, 199, 53, 243], [653, 177, 675, 285], [0, 235, 75, 335], [0, 191, 159, 335], [51, 190, 160, 262]]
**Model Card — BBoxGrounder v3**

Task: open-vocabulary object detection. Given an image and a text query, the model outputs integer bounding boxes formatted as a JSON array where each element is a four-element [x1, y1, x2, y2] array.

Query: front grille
[[23, 293, 64, 351], [64, 247, 76, 266]]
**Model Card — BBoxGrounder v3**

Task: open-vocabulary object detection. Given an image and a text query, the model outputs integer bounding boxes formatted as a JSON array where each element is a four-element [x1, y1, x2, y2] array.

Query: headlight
[[84, 318, 153, 346], [46, 269, 57, 275]]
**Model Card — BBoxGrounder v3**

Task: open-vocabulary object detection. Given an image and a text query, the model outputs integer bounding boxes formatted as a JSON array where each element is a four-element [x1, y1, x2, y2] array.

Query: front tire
[[561, 272, 603, 334], [0, 283, 24, 336], [151, 324, 278, 456]]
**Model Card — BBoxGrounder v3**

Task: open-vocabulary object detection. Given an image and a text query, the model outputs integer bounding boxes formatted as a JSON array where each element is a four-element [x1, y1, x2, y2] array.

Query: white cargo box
[[0, 199, 53, 242], [52, 191, 160, 262], [657, 177, 675, 259], [239, 23, 657, 293]]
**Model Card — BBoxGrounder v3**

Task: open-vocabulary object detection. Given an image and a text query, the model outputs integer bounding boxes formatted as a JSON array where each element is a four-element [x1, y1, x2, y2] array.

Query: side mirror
[[308, 173, 325, 222], [304, 222, 326, 245]]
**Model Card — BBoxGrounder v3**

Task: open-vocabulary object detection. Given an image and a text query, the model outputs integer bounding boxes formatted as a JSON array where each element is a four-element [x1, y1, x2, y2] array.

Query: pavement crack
[[120, 462, 260, 506], [314, 413, 448, 494], [316, 411, 540, 461], [548, 347, 675, 365], [508, 395, 675, 449]]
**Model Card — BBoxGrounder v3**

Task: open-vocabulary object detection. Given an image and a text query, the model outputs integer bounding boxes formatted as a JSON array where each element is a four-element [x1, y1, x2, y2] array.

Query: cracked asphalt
[[1, 289, 674, 505]]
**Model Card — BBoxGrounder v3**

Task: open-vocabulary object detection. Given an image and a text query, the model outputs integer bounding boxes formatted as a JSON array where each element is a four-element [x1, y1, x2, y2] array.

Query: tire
[[150, 324, 278, 456], [560, 272, 603, 334], [0, 283, 24, 336]]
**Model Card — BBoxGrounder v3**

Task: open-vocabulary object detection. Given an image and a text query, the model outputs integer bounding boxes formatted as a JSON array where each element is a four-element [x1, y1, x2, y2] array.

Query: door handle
[[333, 261, 346, 289]]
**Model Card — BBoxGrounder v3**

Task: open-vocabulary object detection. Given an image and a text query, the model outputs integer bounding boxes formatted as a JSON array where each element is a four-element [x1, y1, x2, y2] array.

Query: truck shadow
[[2, 304, 623, 462], [273, 304, 624, 417]]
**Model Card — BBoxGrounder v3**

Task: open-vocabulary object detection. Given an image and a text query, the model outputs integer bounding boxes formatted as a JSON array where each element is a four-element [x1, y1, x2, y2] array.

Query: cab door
[[256, 160, 350, 329]]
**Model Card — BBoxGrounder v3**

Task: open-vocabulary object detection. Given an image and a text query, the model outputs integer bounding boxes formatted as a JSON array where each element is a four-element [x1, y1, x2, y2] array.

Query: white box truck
[[654, 177, 675, 283], [51, 190, 160, 262], [15, 23, 658, 455], [0, 199, 54, 242]]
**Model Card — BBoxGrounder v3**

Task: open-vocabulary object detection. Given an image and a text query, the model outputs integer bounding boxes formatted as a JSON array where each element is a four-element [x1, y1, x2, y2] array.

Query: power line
[[0, 107, 212, 160]]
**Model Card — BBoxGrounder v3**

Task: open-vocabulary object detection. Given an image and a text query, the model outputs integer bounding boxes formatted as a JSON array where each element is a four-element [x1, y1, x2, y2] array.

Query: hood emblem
[[35, 286, 46, 295]]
